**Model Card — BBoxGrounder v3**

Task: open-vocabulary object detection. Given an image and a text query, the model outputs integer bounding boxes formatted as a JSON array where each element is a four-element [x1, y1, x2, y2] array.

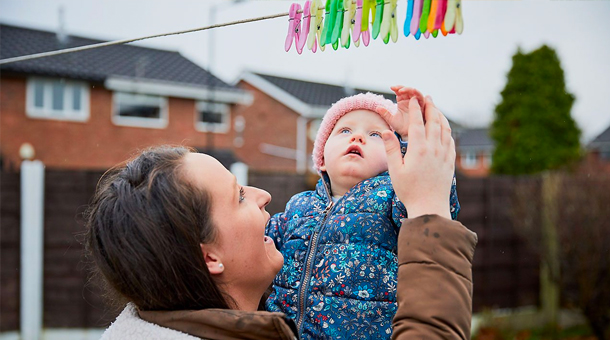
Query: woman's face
[[181, 153, 284, 299]]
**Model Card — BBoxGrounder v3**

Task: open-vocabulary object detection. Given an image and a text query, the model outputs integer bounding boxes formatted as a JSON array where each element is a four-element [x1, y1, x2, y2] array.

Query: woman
[[86, 95, 477, 340]]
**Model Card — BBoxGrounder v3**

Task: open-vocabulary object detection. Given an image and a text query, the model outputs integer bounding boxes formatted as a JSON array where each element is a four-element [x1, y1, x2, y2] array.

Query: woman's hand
[[376, 86, 425, 139], [381, 96, 455, 219]]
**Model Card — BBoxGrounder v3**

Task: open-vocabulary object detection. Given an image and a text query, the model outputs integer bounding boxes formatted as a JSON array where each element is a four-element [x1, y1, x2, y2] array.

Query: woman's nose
[[252, 187, 271, 209]]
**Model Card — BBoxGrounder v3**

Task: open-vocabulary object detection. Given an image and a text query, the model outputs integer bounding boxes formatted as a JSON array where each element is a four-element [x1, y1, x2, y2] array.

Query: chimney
[[57, 6, 68, 45]]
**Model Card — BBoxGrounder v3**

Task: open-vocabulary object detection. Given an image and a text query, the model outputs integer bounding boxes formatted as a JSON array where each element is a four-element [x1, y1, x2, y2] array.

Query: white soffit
[[105, 77, 253, 105]]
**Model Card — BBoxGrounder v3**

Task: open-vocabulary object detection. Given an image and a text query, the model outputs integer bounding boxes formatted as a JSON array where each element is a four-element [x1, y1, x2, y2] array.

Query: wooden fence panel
[[0, 171, 20, 331]]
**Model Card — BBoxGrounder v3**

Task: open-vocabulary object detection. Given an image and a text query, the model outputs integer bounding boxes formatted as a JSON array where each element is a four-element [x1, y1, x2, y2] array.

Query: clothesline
[[0, 11, 291, 65]]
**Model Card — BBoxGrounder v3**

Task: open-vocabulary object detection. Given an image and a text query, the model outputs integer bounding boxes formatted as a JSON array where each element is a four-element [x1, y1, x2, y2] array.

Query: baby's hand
[[376, 86, 425, 139]]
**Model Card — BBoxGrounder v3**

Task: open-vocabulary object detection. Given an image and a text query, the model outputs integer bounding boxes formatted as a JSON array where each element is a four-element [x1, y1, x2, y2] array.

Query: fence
[[1, 169, 541, 332]]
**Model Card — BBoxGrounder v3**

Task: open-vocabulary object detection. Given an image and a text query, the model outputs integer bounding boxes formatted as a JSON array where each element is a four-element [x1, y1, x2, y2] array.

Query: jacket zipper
[[296, 180, 334, 333]]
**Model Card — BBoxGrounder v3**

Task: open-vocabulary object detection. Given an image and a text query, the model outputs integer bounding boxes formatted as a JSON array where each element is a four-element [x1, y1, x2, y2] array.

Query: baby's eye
[[239, 187, 245, 203], [370, 131, 382, 138], [339, 127, 351, 134]]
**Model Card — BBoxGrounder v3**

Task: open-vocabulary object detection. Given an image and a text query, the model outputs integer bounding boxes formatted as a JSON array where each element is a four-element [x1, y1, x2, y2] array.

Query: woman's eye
[[370, 131, 381, 138], [239, 187, 245, 203]]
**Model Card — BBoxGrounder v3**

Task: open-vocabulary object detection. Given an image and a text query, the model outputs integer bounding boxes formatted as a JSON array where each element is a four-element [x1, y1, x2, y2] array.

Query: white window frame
[[461, 151, 478, 169], [195, 101, 230, 133], [112, 92, 168, 129], [484, 152, 493, 167], [26, 77, 90, 122]]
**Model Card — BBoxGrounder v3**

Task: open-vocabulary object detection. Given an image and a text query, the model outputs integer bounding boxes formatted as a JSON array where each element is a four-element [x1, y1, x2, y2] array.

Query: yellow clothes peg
[[308, 0, 325, 51], [455, 0, 463, 34], [379, 0, 394, 40], [389, 0, 398, 43], [341, 0, 356, 48], [444, 0, 457, 32]]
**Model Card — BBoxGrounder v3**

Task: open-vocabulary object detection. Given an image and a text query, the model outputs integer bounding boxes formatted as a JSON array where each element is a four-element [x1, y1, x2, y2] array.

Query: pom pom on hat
[[312, 92, 397, 172]]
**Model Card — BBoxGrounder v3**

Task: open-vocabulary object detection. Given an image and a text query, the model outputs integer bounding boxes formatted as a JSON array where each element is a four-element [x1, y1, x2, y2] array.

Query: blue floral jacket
[[265, 171, 460, 340]]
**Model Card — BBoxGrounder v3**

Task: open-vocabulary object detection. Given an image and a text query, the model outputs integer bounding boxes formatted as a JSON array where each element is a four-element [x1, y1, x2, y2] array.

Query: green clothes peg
[[320, 0, 332, 46], [331, 0, 344, 44], [372, 0, 384, 39], [383, 32, 390, 44], [419, 0, 431, 34], [431, 29, 438, 37], [332, 39, 339, 50], [361, 0, 375, 32], [326, 0, 339, 44]]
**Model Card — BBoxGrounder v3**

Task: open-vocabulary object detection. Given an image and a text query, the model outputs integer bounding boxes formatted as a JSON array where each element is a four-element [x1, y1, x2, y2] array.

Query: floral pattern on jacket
[[265, 171, 460, 340]]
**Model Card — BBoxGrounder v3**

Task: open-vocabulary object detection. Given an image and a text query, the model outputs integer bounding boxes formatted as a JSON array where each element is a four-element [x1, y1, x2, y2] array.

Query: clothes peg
[[419, 0, 431, 34], [427, 0, 438, 33], [380, 0, 396, 40], [353, 0, 364, 42], [341, 0, 356, 48], [307, 0, 323, 52], [296, 1, 311, 53], [326, 0, 340, 44], [444, 0, 457, 32], [331, 0, 344, 45], [361, 0, 375, 33], [320, 0, 332, 47], [404, 0, 414, 37], [431, 29, 438, 37], [410, 0, 423, 36], [455, 0, 463, 34], [422, 30, 430, 38], [372, 0, 384, 39], [389, 0, 398, 42], [285, 3, 302, 52], [434, 0, 447, 30]]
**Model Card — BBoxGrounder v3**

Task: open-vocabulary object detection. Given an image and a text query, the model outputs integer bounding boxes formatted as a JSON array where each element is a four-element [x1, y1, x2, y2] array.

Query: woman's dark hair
[[84, 145, 233, 311]]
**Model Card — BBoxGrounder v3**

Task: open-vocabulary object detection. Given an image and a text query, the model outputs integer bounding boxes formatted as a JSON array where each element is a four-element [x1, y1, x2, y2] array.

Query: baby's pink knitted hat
[[312, 92, 397, 172]]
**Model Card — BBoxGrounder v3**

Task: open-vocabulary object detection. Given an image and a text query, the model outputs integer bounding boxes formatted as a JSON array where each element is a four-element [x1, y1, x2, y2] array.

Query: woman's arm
[[381, 94, 477, 339]]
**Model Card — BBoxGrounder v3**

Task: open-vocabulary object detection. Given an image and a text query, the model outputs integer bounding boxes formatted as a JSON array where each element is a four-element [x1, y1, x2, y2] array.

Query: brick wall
[[233, 82, 314, 173], [0, 76, 235, 170]]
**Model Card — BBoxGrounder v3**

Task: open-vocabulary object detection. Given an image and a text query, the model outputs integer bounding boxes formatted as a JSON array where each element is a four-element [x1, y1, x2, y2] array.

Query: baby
[[265, 87, 460, 339]]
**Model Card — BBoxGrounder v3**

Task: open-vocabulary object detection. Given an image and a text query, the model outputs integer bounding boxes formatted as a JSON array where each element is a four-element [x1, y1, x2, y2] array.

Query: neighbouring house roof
[[239, 72, 463, 131], [588, 125, 610, 150], [239, 71, 397, 119], [457, 128, 494, 153], [0, 24, 250, 104]]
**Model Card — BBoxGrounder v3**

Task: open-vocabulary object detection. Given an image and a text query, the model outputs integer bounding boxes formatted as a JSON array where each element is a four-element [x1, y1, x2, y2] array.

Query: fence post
[[20, 160, 45, 340], [541, 172, 560, 333]]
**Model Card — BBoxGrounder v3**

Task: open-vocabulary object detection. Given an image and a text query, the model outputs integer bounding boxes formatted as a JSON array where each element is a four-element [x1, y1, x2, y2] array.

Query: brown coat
[[105, 215, 476, 340]]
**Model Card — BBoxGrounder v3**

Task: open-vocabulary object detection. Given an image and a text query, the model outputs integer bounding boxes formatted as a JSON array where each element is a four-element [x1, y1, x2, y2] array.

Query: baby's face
[[321, 110, 391, 196]]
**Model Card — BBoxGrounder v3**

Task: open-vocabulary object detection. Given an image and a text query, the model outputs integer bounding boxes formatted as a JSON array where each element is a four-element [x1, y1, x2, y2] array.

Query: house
[[235, 72, 463, 175], [586, 124, 610, 172], [456, 128, 494, 177], [0, 24, 251, 171]]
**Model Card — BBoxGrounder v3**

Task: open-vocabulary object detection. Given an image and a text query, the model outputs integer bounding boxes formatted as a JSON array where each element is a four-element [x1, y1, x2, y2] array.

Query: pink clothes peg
[[285, 3, 302, 52], [434, 0, 447, 30], [423, 30, 430, 38], [296, 1, 312, 53], [353, 0, 363, 43], [410, 0, 423, 36]]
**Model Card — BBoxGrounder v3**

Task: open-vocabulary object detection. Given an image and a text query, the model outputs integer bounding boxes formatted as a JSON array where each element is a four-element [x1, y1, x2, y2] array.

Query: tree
[[491, 45, 581, 175]]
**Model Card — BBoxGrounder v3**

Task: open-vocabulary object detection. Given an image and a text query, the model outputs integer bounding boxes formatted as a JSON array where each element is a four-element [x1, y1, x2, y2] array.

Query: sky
[[1, 0, 609, 143]]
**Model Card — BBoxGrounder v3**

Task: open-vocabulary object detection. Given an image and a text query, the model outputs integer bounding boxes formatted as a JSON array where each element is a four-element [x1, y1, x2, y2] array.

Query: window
[[195, 101, 229, 133], [600, 148, 610, 161], [461, 151, 478, 169], [112, 92, 168, 128], [26, 77, 89, 121]]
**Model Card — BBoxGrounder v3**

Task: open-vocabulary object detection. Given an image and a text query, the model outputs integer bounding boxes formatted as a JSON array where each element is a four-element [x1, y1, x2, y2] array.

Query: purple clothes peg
[[296, 1, 312, 54], [285, 3, 302, 52]]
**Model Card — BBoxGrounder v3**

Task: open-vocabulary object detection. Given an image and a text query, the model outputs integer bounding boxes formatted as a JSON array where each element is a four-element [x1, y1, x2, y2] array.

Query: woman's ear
[[200, 244, 224, 275]]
